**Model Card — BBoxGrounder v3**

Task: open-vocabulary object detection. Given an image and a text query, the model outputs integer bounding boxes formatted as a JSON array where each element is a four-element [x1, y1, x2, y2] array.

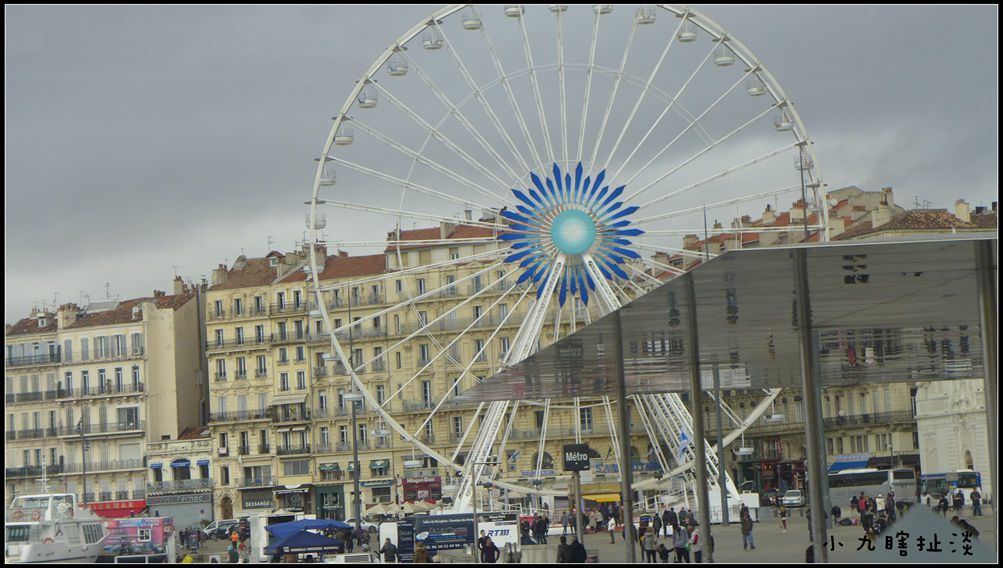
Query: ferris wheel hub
[[551, 208, 596, 255]]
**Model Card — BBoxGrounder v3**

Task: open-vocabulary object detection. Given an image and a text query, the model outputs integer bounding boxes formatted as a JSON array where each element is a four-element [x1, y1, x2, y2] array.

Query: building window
[[416, 278, 426, 295], [234, 297, 243, 315], [278, 348, 288, 363], [579, 408, 593, 433], [214, 300, 224, 317], [80, 338, 89, 361], [422, 381, 432, 407], [280, 373, 290, 391], [296, 371, 306, 390], [376, 385, 385, 406], [453, 416, 463, 437], [235, 328, 244, 345]]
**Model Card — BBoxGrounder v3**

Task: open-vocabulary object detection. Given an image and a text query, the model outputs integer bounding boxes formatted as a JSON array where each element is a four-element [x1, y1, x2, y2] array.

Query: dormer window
[[269, 257, 278, 267]]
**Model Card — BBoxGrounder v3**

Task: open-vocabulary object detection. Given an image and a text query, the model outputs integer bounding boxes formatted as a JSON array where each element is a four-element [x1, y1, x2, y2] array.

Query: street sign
[[563, 444, 592, 472]]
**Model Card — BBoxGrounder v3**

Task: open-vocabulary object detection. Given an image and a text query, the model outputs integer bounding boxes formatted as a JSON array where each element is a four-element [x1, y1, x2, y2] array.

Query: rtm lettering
[[487, 529, 510, 537]]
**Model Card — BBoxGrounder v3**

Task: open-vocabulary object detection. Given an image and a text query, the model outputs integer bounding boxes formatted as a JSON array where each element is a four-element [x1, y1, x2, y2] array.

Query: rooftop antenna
[[267, 236, 275, 252], [105, 282, 112, 300], [172, 265, 181, 278], [913, 196, 931, 209]]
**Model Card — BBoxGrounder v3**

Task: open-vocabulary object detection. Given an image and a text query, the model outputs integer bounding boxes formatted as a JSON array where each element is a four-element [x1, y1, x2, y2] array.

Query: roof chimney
[[211, 264, 229, 286], [954, 199, 971, 223], [762, 204, 776, 225]]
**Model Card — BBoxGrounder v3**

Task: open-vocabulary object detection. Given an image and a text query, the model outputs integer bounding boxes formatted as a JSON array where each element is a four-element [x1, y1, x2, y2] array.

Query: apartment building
[[205, 223, 666, 520], [5, 281, 203, 515], [682, 191, 996, 495]]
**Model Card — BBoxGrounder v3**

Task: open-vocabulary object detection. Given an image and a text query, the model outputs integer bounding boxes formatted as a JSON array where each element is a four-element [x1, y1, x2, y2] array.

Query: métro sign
[[563, 444, 592, 472]]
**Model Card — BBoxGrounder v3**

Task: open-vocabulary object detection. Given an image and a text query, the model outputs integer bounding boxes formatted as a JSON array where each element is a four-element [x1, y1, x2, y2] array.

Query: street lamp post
[[78, 419, 88, 506], [344, 392, 363, 534]]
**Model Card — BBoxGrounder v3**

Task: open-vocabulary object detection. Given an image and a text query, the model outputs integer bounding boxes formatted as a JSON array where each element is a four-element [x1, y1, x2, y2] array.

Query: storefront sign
[[590, 462, 661, 474], [88, 500, 147, 518], [361, 480, 395, 487], [145, 493, 211, 506]]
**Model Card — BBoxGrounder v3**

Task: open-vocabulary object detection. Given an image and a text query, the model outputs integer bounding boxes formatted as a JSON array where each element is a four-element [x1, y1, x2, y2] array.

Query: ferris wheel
[[305, 4, 825, 509]]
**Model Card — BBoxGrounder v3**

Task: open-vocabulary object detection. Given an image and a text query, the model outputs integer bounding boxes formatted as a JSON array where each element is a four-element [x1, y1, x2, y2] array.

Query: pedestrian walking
[[227, 544, 238, 564], [568, 536, 587, 563], [561, 511, 571, 535], [741, 509, 755, 550], [938, 495, 950, 516], [608, 516, 617, 544], [971, 489, 983, 516], [642, 529, 657, 563], [688, 524, 704, 564], [672, 523, 689, 563], [779, 505, 788, 532], [657, 543, 671, 563], [652, 511, 663, 539], [380, 538, 399, 563], [556, 536, 571, 563], [662, 508, 675, 537], [953, 488, 965, 512], [857, 492, 868, 518], [413, 541, 430, 563], [885, 492, 896, 523]]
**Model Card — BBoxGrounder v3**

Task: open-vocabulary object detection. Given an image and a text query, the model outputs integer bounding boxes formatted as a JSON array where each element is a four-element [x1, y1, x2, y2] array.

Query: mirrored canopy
[[458, 233, 997, 402]]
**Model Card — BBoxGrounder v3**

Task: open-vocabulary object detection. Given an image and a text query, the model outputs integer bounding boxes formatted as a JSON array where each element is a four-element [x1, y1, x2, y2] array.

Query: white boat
[[4, 492, 107, 563]]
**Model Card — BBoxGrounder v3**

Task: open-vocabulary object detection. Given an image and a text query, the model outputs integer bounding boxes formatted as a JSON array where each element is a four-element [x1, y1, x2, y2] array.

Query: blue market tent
[[263, 529, 344, 555], [265, 519, 352, 539]]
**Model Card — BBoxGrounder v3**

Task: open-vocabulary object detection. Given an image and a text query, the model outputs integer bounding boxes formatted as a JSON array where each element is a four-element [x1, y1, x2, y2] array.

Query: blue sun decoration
[[499, 162, 644, 307]]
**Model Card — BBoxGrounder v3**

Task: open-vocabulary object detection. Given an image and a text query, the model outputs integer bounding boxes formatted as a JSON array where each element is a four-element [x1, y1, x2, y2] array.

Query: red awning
[[88, 500, 147, 518]]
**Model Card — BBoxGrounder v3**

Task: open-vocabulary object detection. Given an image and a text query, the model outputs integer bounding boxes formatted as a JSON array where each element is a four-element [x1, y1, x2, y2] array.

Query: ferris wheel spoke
[[620, 64, 758, 195], [621, 260, 664, 288], [636, 141, 805, 211], [635, 255, 687, 279], [554, 7, 569, 171], [412, 25, 527, 186], [632, 185, 801, 226], [626, 102, 783, 202], [576, 12, 603, 168], [587, 15, 640, 172], [411, 279, 533, 434], [611, 41, 717, 183], [601, 14, 686, 172], [517, 14, 556, 166], [366, 81, 519, 193], [472, 14, 544, 171], [630, 241, 718, 261], [633, 395, 673, 473], [449, 402, 484, 462], [328, 258, 510, 339], [348, 117, 509, 204], [317, 200, 504, 233], [320, 155, 495, 212]]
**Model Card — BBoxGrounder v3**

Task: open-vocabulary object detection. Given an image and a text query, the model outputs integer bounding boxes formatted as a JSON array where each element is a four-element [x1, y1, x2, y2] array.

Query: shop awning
[[370, 459, 390, 470], [88, 500, 148, 519], [196, 459, 210, 466], [150, 463, 162, 469], [319, 463, 339, 472], [583, 493, 621, 502], [171, 459, 191, 468], [271, 393, 308, 406]]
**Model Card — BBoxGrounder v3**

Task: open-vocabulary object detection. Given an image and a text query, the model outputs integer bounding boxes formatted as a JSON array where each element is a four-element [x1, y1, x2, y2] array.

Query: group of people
[[520, 512, 551, 544], [851, 490, 897, 536], [639, 520, 704, 563], [932, 488, 983, 517]]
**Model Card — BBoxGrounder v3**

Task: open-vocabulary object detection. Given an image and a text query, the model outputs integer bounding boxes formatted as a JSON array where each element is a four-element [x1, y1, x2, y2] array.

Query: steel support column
[[684, 272, 711, 561], [975, 240, 997, 518], [613, 310, 635, 563], [794, 249, 827, 562]]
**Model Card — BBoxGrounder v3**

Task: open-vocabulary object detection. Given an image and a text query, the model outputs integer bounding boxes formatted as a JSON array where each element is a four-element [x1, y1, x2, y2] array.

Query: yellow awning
[[582, 493, 621, 502]]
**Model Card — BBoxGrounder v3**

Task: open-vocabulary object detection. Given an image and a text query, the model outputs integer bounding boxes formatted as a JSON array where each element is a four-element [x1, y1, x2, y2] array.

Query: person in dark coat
[[663, 507, 676, 537], [556, 536, 571, 563], [568, 536, 587, 563], [481, 537, 499, 563], [380, 538, 399, 563]]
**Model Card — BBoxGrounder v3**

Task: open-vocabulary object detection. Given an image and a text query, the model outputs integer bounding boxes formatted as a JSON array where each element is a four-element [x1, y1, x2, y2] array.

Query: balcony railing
[[208, 410, 270, 423], [59, 421, 146, 437], [5, 353, 61, 367], [240, 477, 276, 488], [273, 409, 311, 423], [270, 303, 308, 315], [62, 459, 144, 473], [5, 465, 63, 478], [276, 445, 311, 456]]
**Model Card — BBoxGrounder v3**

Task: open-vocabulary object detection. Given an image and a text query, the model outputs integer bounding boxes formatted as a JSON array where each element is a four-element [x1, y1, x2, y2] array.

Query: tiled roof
[[66, 294, 194, 329], [832, 209, 987, 241], [282, 254, 388, 283], [6, 315, 58, 337], [210, 257, 278, 290], [970, 212, 998, 229], [178, 425, 209, 440], [388, 224, 499, 252]]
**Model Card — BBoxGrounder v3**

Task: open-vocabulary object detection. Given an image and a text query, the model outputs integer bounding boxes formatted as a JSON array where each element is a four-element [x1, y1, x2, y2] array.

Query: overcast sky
[[5, 4, 998, 324]]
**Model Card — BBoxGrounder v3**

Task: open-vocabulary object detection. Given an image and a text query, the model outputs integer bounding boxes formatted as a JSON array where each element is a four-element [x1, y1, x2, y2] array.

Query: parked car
[[202, 519, 239, 540], [781, 489, 805, 507], [344, 519, 379, 533]]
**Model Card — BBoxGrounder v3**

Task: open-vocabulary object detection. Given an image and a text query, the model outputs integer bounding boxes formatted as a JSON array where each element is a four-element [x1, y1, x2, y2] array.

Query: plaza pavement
[[517, 504, 996, 564]]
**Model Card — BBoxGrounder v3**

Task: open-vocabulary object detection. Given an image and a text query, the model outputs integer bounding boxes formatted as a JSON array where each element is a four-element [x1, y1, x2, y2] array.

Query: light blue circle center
[[550, 209, 597, 255]]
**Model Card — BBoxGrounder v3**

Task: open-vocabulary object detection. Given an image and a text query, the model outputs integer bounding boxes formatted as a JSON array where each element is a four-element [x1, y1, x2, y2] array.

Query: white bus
[[827, 468, 917, 510]]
